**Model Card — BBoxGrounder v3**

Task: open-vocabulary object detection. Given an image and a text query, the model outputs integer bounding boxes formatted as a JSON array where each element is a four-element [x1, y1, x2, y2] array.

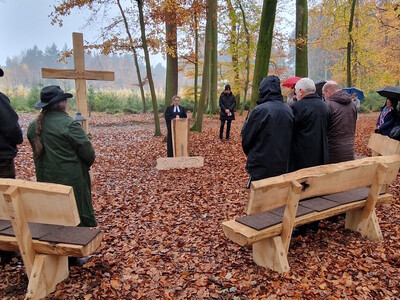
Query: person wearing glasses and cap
[[27, 85, 97, 229]]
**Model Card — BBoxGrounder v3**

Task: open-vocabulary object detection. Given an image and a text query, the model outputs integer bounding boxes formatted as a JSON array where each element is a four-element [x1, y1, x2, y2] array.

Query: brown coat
[[327, 90, 357, 163]]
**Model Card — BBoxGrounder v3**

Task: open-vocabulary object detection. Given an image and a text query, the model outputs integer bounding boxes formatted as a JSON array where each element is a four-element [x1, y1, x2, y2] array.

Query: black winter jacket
[[0, 92, 23, 159], [219, 92, 236, 121], [289, 93, 330, 171], [242, 76, 294, 180]]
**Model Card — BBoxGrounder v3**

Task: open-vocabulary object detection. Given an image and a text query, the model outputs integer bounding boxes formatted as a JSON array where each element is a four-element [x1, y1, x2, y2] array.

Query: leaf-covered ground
[[1, 112, 399, 299]]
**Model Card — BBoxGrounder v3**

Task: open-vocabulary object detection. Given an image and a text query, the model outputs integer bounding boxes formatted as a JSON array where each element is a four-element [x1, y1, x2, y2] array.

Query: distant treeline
[[1, 43, 168, 90]]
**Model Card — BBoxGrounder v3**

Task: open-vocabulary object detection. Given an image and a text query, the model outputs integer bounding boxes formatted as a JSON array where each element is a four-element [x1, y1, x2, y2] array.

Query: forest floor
[[1, 112, 399, 299]]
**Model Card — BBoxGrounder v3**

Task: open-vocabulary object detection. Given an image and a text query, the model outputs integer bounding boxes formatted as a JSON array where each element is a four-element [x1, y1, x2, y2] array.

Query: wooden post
[[42, 32, 115, 133]]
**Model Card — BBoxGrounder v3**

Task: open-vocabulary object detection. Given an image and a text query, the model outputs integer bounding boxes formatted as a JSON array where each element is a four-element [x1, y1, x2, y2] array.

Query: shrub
[[360, 92, 386, 112]]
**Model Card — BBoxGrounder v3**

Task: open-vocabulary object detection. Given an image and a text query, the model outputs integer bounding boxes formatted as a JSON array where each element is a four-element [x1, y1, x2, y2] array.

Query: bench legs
[[345, 209, 383, 241], [252, 236, 289, 273], [25, 255, 69, 299]]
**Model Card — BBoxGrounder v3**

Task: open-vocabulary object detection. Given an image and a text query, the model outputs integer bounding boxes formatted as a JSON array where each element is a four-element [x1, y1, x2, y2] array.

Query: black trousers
[[166, 127, 174, 157], [219, 120, 232, 139], [0, 158, 15, 179], [0, 158, 15, 264]]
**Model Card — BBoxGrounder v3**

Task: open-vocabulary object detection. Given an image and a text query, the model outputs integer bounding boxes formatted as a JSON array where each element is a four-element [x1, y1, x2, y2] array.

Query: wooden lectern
[[172, 118, 189, 157], [156, 118, 204, 170]]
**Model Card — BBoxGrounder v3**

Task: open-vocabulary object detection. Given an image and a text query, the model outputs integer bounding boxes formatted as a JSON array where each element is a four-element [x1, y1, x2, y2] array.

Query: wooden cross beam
[[42, 32, 115, 133]]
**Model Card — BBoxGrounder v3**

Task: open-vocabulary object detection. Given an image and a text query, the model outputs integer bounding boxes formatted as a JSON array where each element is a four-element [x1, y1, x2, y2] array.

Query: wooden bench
[[0, 179, 103, 299], [368, 132, 400, 157], [367, 132, 400, 194], [222, 155, 400, 273]]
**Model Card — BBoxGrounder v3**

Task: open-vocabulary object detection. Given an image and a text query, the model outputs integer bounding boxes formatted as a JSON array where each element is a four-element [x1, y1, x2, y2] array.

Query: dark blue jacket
[[376, 107, 397, 136]]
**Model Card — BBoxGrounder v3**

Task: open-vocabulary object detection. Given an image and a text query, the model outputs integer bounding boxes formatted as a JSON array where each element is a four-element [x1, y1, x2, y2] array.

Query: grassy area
[[5, 85, 387, 114], [5, 85, 194, 114]]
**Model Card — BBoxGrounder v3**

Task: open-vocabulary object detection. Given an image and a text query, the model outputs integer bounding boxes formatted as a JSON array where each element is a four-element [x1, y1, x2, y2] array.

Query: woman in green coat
[[27, 85, 97, 227]]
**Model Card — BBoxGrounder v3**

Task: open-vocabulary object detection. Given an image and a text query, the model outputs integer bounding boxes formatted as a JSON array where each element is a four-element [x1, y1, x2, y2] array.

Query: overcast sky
[[0, 0, 164, 67], [0, 0, 93, 65]]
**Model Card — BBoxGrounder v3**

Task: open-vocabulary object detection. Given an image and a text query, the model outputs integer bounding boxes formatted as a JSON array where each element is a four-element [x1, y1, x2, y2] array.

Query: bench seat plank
[[321, 187, 370, 204], [0, 221, 102, 246], [299, 197, 339, 212], [236, 212, 282, 231], [39, 226, 102, 246], [270, 205, 313, 217], [0, 219, 11, 231], [0, 222, 61, 239], [0, 231, 104, 257]]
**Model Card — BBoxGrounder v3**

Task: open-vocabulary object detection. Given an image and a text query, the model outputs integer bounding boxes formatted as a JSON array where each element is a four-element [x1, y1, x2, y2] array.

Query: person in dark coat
[[290, 78, 330, 235], [27, 85, 97, 228], [323, 81, 357, 163], [375, 98, 398, 136], [242, 75, 294, 185], [0, 67, 23, 179], [219, 85, 236, 140], [289, 78, 330, 172], [164, 95, 187, 157], [0, 67, 23, 264]]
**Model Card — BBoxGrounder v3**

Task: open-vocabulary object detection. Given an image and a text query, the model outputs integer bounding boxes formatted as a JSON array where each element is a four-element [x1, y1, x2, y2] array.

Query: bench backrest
[[368, 133, 400, 156], [0, 179, 80, 226], [247, 155, 400, 215]]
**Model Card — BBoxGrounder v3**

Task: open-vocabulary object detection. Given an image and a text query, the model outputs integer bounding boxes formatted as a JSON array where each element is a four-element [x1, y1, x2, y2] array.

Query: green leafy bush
[[360, 92, 386, 113]]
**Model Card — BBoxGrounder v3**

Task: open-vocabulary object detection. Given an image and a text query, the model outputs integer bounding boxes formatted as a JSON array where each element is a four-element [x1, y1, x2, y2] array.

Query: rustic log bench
[[367, 132, 400, 195], [368, 132, 400, 157], [222, 155, 400, 273], [0, 179, 103, 299]]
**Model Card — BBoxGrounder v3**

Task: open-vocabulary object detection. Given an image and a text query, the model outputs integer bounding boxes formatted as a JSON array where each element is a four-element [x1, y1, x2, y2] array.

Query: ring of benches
[[222, 154, 400, 273]]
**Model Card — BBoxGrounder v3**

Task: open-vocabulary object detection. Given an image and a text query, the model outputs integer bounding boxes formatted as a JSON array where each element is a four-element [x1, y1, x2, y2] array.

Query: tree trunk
[[193, 10, 199, 119], [295, 0, 308, 77], [137, 0, 161, 136], [191, 0, 211, 132], [239, 2, 250, 115], [208, 0, 218, 114], [116, 0, 146, 113], [227, 0, 240, 110], [165, 1, 178, 107], [250, 0, 277, 110], [347, 0, 357, 87], [133, 48, 147, 113]]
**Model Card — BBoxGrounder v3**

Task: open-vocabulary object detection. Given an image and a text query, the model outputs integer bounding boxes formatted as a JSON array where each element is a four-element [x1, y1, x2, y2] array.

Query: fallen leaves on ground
[[1, 112, 399, 299]]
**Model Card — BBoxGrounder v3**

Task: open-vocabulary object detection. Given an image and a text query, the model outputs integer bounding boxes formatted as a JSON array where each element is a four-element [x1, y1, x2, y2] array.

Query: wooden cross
[[42, 32, 114, 133]]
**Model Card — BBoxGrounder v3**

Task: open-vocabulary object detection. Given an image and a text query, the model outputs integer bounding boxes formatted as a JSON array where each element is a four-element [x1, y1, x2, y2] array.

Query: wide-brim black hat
[[0, 68, 4, 77], [34, 85, 73, 109]]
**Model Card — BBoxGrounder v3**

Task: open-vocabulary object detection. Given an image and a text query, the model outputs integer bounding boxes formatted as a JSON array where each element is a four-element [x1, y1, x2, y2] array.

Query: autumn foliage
[[1, 112, 399, 299]]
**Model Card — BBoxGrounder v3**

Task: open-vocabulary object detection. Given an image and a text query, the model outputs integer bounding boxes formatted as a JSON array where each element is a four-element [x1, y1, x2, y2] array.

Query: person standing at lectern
[[164, 95, 187, 157]]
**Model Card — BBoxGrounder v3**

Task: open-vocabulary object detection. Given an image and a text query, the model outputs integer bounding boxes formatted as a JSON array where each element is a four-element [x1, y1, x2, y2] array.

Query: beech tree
[[309, 0, 400, 90], [295, 0, 308, 77], [191, 0, 212, 132], [250, 0, 277, 110]]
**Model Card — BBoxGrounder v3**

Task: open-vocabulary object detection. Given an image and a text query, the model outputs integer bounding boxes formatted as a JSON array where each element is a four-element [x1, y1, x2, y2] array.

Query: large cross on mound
[[42, 32, 114, 133]]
